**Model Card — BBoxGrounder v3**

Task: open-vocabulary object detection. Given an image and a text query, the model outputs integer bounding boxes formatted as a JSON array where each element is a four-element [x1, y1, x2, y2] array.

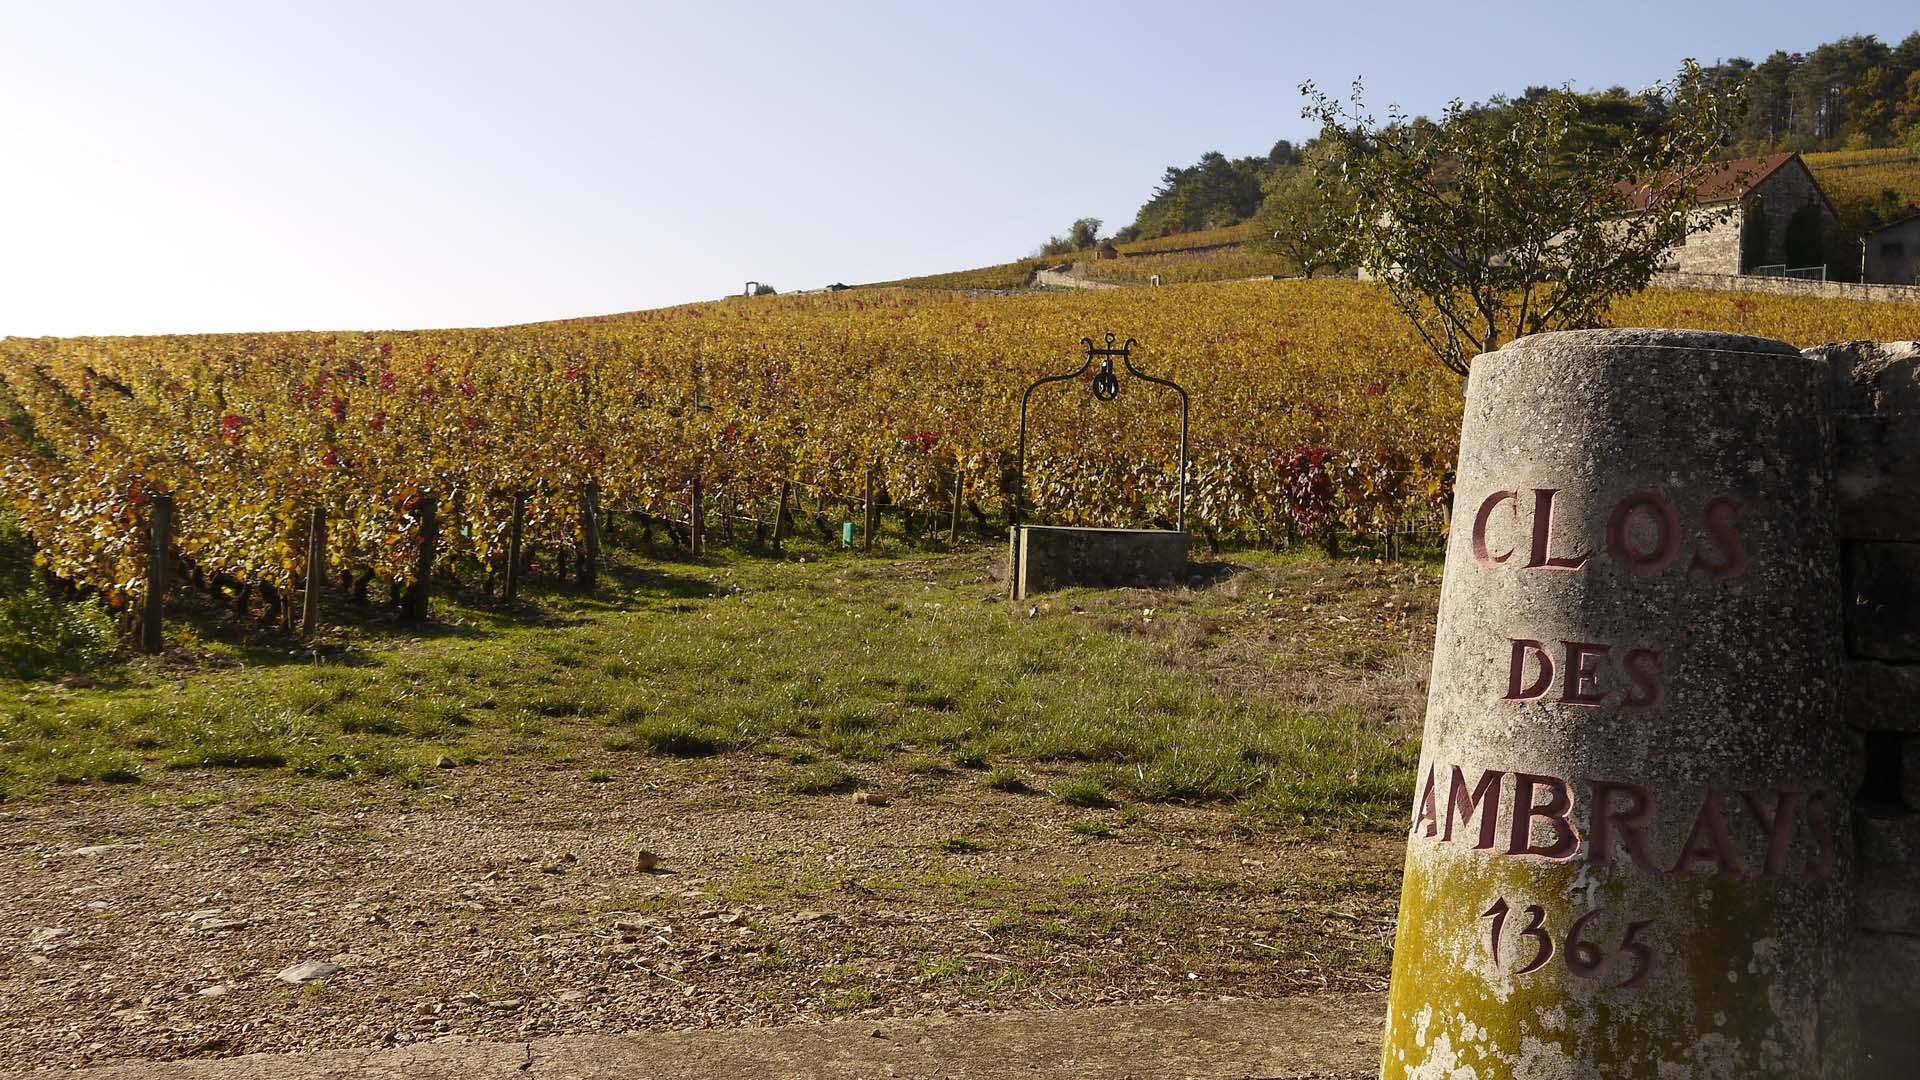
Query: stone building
[[1648, 151, 1846, 277], [1864, 211, 1920, 285], [1094, 239, 1120, 261]]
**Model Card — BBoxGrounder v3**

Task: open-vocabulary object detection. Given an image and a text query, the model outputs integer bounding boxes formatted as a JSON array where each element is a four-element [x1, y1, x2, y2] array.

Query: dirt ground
[[1, 759, 1403, 1073]]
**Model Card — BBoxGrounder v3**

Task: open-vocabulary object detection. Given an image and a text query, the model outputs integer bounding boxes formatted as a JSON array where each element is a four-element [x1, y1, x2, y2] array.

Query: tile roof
[[1619, 151, 1799, 211]]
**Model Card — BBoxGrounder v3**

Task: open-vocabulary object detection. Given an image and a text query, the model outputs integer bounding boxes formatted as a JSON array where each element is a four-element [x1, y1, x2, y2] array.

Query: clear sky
[[2, 2, 1913, 337]]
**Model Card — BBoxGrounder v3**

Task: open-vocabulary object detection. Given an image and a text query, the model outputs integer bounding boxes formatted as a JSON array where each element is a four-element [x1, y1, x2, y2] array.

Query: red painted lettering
[[1560, 641, 1611, 707], [1622, 649, 1665, 710], [1471, 490, 1519, 567], [1605, 491, 1682, 575], [1444, 767, 1504, 850], [1524, 489, 1589, 570], [1588, 779, 1663, 873], [1505, 640, 1554, 701], [1509, 773, 1579, 860], [1689, 496, 1749, 581], [1412, 763, 1439, 838], [1670, 791, 1745, 877], [1740, 790, 1805, 878]]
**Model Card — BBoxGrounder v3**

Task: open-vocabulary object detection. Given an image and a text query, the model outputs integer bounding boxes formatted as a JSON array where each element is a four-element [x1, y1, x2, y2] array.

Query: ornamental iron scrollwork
[[1013, 333, 1191, 532]]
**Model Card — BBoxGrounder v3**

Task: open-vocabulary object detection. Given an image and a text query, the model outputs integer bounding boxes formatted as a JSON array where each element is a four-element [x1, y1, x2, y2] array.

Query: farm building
[[1864, 211, 1920, 285], [1649, 152, 1846, 278]]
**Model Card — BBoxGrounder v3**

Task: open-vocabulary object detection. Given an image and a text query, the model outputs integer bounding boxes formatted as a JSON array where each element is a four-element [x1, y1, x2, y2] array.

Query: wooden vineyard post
[[301, 506, 326, 638], [580, 482, 601, 592], [772, 481, 791, 554], [139, 492, 172, 654], [950, 470, 964, 544], [401, 495, 437, 627], [504, 491, 526, 603], [698, 474, 714, 553], [862, 469, 876, 553]]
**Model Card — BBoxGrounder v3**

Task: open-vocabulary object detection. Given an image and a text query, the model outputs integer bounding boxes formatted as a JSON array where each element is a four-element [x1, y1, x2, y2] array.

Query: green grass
[[981, 766, 1027, 792], [0, 532, 1430, 828]]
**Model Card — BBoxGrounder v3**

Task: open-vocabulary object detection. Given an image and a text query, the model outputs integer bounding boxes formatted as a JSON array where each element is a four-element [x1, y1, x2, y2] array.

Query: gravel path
[[2, 762, 1399, 1072], [40, 994, 1386, 1079]]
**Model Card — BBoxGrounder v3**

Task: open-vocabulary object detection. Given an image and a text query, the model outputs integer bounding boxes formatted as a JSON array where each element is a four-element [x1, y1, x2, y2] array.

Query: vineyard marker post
[[950, 470, 964, 544], [505, 491, 526, 603], [139, 492, 172, 654], [402, 495, 437, 626], [690, 477, 704, 556], [863, 469, 876, 552], [772, 482, 791, 554], [302, 506, 326, 638], [580, 482, 601, 592]]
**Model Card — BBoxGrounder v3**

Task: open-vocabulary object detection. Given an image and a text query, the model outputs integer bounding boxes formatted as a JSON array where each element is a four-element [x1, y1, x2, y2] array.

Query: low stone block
[[1856, 808, 1920, 867], [1815, 341, 1920, 542], [1847, 543, 1920, 661], [1862, 1009, 1920, 1080], [1817, 340, 1920, 415], [1857, 932, 1920, 1079], [1008, 525, 1189, 601], [1836, 419, 1920, 541], [1859, 863, 1920, 934], [1855, 930, 1920, 1000], [1846, 661, 1920, 732], [1908, 738, 1920, 812]]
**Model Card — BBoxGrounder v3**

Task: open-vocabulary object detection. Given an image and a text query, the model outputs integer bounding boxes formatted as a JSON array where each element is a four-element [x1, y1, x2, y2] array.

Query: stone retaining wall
[[1655, 271, 1920, 304], [1812, 340, 1920, 1077]]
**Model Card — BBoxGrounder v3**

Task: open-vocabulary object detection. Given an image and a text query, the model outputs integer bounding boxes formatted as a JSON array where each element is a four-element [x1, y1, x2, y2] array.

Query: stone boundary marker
[[1381, 330, 1920, 1079], [30, 994, 1384, 1080]]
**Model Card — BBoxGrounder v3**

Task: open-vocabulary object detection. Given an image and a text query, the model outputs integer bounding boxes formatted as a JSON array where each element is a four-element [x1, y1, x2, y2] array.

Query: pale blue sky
[[2, 2, 1912, 336]]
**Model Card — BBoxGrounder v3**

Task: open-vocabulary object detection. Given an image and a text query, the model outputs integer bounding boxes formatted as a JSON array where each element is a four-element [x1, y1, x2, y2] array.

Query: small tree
[[1068, 217, 1103, 251], [1036, 217, 1104, 257], [1251, 155, 1352, 278], [1304, 61, 1737, 377]]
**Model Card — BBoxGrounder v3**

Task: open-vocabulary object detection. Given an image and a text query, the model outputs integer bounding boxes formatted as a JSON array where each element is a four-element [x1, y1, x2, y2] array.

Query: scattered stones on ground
[[275, 961, 343, 985]]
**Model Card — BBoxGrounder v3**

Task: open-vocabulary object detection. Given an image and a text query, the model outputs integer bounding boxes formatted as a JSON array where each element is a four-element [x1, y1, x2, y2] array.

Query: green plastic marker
[[841, 522, 854, 549]]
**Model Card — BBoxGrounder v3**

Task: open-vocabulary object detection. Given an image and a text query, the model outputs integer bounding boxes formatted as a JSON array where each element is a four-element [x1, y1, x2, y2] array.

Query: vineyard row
[[6, 280, 1914, 642]]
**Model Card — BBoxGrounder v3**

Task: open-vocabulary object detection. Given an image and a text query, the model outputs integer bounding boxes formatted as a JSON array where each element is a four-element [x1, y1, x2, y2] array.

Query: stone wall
[[1666, 206, 1744, 274], [1652, 271, 1920, 304], [1811, 340, 1920, 1078]]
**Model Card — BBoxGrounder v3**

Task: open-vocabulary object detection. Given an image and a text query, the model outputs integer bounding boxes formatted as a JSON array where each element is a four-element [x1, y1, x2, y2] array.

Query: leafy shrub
[[0, 590, 118, 681]]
